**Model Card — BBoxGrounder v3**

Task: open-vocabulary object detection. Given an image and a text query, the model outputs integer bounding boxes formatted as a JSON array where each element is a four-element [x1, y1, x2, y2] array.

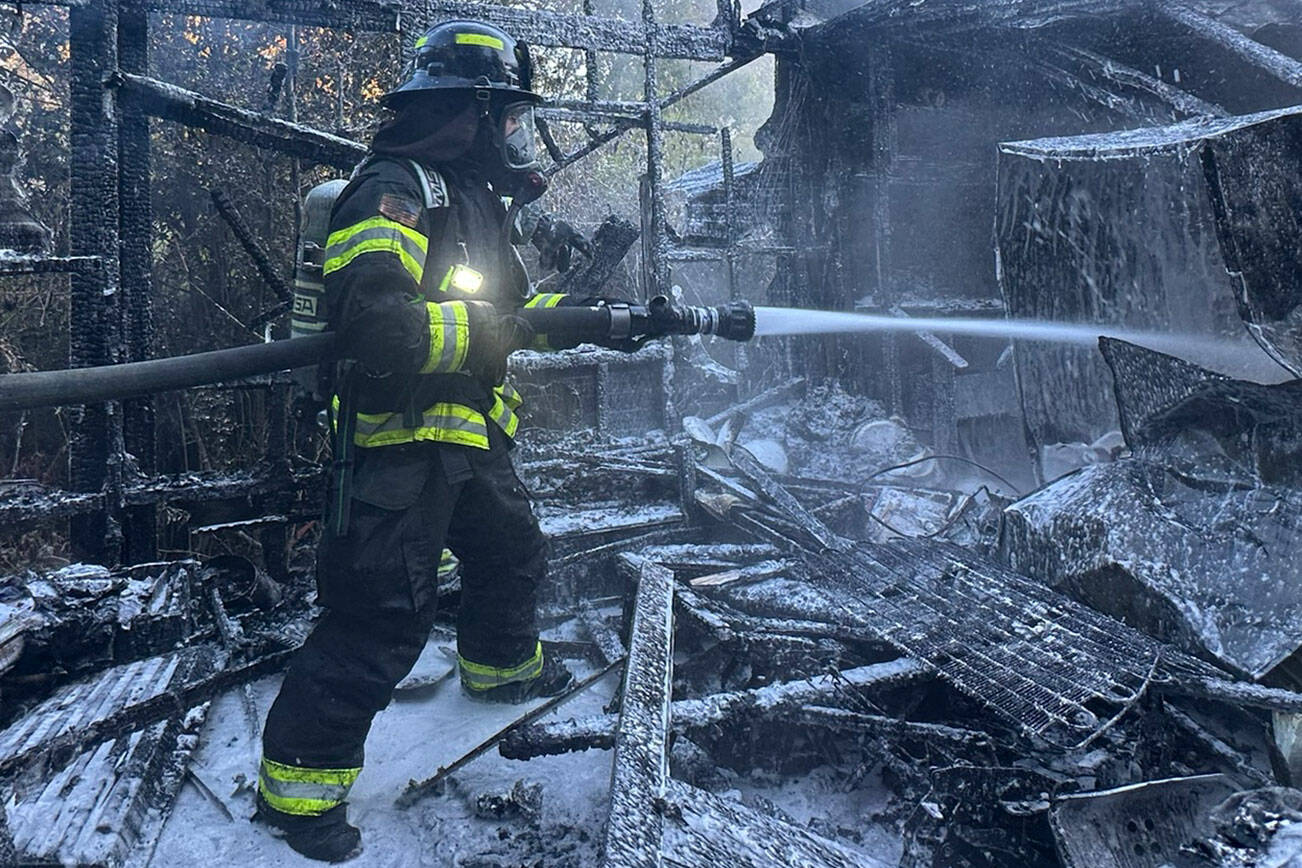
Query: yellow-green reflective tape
[[460, 641, 543, 690], [418, 301, 469, 374], [258, 758, 360, 817], [496, 382, 523, 409], [324, 217, 428, 284], [524, 293, 566, 309], [455, 32, 504, 50], [352, 402, 489, 449], [415, 35, 429, 48], [488, 392, 520, 438]]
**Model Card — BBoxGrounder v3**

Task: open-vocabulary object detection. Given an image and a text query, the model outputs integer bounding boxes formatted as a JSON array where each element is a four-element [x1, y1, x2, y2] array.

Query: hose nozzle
[[646, 296, 755, 342]]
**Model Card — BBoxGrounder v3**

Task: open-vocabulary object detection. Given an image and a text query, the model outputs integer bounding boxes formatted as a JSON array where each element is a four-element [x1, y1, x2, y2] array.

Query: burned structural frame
[[10, 0, 775, 568]]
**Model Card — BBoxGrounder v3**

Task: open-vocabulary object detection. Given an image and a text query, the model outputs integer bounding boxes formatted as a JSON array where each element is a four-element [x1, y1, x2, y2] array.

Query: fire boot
[[460, 643, 575, 704], [254, 791, 362, 863]]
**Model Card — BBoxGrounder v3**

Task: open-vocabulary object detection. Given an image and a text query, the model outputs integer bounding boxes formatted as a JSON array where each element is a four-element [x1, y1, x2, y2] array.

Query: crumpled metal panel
[[1050, 775, 1236, 868], [1101, 336, 1302, 487]]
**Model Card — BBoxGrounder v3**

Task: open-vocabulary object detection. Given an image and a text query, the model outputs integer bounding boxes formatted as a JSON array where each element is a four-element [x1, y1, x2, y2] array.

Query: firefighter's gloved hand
[[531, 214, 592, 274], [463, 301, 535, 387]]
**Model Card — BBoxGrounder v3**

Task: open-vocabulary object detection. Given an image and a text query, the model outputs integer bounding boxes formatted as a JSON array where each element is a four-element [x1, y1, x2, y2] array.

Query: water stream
[[752, 306, 1294, 382]]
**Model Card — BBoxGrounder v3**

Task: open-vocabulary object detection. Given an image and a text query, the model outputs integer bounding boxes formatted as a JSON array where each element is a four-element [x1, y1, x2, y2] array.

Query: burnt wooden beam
[[725, 444, 851, 552], [1164, 676, 1302, 715], [151, 0, 400, 30], [1156, 3, 1302, 90], [791, 705, 992, 747], [68, 0, 121, 563], [659, 778, 889, 867], [579, 601, 627, 667], [602, 560, 675, 868], [209, 189, 294, 303], [812, 0, 1121, 33], [420, 1, 730, 60], [1043, 44, 1228, 119], [0, 644, 293, 780], [26, 0, 401, 30], [111, 72, 366, 170], [501, 659, 929, 760], [555, 216, 640, 299]]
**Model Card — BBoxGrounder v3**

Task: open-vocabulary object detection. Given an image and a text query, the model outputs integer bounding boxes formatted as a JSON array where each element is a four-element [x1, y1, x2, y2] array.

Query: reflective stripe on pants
[[459, 640, 544, 691], [257, 756, 360, 817]]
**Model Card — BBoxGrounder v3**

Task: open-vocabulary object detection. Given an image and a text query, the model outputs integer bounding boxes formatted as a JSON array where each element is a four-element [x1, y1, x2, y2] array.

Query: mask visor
[[500, 102, 540, 170]]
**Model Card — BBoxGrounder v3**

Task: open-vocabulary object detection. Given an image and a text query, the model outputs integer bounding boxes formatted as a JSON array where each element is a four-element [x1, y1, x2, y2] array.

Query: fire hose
[[0, 297, 755, 413]]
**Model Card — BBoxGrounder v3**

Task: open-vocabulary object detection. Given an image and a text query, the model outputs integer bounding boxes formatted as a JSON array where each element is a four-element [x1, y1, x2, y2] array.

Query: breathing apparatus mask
[[473, 91, 547, 205]]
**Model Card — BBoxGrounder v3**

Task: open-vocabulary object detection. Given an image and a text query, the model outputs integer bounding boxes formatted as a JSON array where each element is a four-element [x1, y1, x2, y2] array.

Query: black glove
[[531, 214, 592, 274], [463, 301, 536, 388]]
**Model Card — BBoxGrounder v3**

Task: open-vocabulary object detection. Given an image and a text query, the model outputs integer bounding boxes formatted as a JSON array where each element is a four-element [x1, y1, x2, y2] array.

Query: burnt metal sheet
[[1003, 339, 1302, 679], [1100, 337, 1302, 486], [1049, 774, 1236, 868], [602, 560, 674, 868], [1199, 105, 1302, 376], [996, 107, 1294, 466]]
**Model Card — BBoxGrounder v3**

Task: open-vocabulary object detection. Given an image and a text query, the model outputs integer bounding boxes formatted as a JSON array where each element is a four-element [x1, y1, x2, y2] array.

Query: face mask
[[496, 101, 540, 171]]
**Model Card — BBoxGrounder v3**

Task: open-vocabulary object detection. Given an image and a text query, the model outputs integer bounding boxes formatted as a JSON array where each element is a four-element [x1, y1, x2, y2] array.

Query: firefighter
[[254, 21, 592, 862]]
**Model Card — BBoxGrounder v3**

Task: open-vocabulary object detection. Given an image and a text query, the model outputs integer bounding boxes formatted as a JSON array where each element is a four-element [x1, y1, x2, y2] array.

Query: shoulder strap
[[402, 160, 449, 211], [349, 155, 449, 211]]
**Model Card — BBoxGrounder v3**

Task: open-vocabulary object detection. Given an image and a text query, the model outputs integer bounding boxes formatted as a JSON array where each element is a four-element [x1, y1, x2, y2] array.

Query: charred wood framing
[[208, 189, 293, 304], [659, 777, 888, 867], [501, 659, 930, 759], [554, 216, 640, 299], [602, 559, 674, 867], [1156, 3, 1302, 91], [141, 0, 401, 31], [418, 1, 730, 60], [0, 644, 293, 780], [113, 72, 366, 170], [119, 2, 156, 563], [1041, 44, 1228, 119], [68, 0, 122, 563]]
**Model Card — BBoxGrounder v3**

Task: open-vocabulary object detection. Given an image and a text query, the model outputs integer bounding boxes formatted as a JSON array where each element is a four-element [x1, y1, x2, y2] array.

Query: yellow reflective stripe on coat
[[418, 301, 470, 374], [351, 401, 490, 449], [497, 382, 523, 410], [258, 757, 360, 817], [324, 216, 428, 284], [459, 641, 543, 690], [523, 293, 566, 309], [488, 387, 520, 438]]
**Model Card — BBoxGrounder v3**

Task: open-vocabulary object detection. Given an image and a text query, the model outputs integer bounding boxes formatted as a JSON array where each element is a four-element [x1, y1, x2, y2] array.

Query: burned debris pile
[[490, 352, 1302, 867]]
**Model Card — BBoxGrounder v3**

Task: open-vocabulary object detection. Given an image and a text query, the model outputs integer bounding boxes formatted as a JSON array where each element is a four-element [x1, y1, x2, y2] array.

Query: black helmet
[[382, 21, 541, 107]]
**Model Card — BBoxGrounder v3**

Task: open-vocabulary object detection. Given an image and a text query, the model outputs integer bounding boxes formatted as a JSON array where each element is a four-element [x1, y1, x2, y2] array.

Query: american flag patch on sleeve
[[378, 193, 422, 228]]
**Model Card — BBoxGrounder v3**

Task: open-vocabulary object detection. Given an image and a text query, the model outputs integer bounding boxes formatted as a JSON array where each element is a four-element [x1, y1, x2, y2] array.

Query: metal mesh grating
[[809, 539, 1222, 746]]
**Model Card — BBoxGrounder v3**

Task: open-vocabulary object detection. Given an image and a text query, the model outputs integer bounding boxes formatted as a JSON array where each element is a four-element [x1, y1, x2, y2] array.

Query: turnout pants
[[258, 434, 546, 817]]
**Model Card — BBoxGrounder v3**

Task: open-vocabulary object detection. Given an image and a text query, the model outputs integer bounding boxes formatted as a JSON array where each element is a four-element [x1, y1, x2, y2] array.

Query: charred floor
[[4, 0, 1302, 866]]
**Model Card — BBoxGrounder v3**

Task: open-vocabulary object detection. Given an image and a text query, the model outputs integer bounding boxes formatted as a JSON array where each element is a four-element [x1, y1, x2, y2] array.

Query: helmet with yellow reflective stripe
[[382, 21, 541, 108]]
